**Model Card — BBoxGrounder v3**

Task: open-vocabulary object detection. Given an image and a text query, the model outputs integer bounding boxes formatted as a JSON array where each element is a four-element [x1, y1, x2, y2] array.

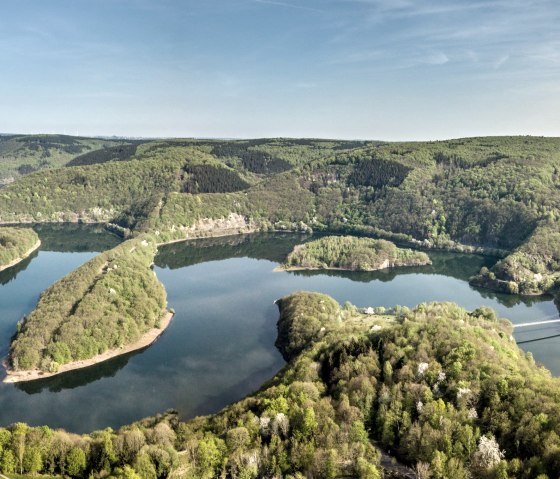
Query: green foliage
[[66, 144, 141, 167], [6, 292, 560, 478], [275, 291, 340, 360], [3, 135, 560, 294], [144, 191, 252, 244], [283, 235, 431, 271], [0, 134, 130, 182], [9, 235, 167, 371], [66, 447, 87, 477], [273, 293, 560, 478], [0, 156, 185, 223], [0, 227, 39, 269], [182, 164, 251, 194], [471, 219, 560, 295], [347, 156, 411, 188], [211, 140, 292, 173], [246, 172, 315, 225]]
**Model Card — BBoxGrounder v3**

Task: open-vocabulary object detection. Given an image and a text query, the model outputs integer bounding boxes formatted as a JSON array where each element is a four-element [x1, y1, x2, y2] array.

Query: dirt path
[[378, 448, 417, 479], [3, 311, 173, 384]]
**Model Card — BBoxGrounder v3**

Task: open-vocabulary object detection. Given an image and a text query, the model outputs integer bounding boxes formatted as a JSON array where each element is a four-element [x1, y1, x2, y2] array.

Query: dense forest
[[66, 144, 142, 167], [1, 135, 559, 296], [2, 135, 560, 477], [0, 135, 133, 183], [8, 235, 167, 374], [281, 235, 431, 271], [0, 227, 40, 270], [2, 293, 559, 478]]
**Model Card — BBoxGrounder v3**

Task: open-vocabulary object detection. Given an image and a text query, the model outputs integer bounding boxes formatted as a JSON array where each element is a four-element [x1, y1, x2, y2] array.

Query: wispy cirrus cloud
[[494, 54, 510, 70], [251, 0, 324, 13]]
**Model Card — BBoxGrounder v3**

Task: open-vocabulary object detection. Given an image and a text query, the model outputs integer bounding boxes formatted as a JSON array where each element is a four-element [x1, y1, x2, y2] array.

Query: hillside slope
[[2, 293, 559, 478], [1, 136, 560, 295], [0, 134, 135, 183]]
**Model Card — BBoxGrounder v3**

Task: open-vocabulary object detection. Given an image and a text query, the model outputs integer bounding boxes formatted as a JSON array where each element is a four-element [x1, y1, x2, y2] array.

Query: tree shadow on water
[[14, 346, 147, 395]]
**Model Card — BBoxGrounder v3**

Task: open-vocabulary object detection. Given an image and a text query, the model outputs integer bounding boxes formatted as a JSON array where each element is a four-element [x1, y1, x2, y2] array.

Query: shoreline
[[3, 310, 174, 384], [0, 239, 41, 272], [0, 218, 507, 258], [156, 227, 261, 247], [274, 259, 432, 273]]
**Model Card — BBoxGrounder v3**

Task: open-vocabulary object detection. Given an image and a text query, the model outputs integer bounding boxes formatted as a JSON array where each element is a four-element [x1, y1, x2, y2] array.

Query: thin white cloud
[[530, 42, 560, 65], [493, 54, 510, 70], [326, 49, 385, 65], [424, 52, 449, 65], [346, 0, 516, 19], [252, 0, 323, 13]]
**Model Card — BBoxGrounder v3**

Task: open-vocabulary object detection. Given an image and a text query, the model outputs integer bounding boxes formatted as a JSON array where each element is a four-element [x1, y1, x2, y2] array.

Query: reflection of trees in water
[[155, 233, 314, 269], [425, 251, 497, 281], [476, 287, 551, 309], [0, 249, 37, 285], [155, 233, 556, 312], [287, 250, 496, 284], [15, 347, 144, 395], [0, 224, 120, 284], [32, 223, 121, 252], [289, 268, 400, 283]]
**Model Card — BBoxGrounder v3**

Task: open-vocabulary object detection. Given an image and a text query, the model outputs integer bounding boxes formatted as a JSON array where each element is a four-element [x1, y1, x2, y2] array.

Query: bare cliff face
[[190, 213, 254, 235], [157, 213, 257, 242]]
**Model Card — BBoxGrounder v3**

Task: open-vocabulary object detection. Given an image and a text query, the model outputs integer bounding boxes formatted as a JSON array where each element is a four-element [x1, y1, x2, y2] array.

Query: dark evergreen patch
[[347, 156, 411, 188], [181, 164, 251, 193], [67, 144, 139, 167]]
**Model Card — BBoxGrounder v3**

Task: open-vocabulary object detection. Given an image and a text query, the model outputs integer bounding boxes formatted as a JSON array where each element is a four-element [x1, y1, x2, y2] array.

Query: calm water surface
[[0, 228, 558, 433]]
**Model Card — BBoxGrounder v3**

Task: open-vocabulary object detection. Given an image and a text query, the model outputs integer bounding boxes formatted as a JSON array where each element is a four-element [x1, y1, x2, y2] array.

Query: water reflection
[[15, 347, 144, 394], [0, 248, 38, 285], [32, 223, 121, 252], [0, 230, 558, 433], [155, 232, 310, 268]]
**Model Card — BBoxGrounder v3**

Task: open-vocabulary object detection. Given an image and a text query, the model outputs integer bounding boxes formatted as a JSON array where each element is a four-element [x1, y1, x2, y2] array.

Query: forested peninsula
[[279, 235, 431, 271], [5, 235, 169, 381], [0, 293, 558, 478], [0, 227, 40, 272]]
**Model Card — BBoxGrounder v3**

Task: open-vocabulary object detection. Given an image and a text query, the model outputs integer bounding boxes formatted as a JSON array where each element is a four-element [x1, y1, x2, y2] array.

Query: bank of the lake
[[7, 235, 167, 377], [3, 311, 173, 384], [0, 231, 558, 433], [0, 227, 41, 272], [0, 239, 41, 272]]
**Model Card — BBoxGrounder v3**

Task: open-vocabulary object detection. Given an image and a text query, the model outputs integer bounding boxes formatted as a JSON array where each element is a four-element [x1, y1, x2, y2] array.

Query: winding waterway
[[0, 227, 558, 433]]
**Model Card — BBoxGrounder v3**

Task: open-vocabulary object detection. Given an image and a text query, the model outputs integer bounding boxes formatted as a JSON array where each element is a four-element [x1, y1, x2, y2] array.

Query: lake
[[0, 227, 558, 433]]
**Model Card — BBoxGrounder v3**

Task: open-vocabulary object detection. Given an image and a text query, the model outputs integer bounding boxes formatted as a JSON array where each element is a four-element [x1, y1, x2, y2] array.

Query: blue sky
[[0, 0, 559, 140]]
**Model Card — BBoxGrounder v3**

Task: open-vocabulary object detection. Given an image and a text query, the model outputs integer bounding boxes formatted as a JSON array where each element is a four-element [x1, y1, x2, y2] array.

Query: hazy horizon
[[2, 131, 560, 143]]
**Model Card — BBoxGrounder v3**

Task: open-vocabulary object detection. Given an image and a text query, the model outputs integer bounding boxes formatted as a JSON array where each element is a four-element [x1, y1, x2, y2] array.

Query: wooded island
[[278, 235, 431, 271]]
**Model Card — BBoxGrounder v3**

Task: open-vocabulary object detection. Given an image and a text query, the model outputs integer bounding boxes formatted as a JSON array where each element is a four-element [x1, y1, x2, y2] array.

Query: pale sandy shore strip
[[273, 259, 431, 273], [0, 239, 41, 272], [3, 311, 174, 384]]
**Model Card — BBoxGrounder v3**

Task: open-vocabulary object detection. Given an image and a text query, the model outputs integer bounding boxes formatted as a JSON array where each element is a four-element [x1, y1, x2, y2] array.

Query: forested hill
[[0, 134, 138, 183], [3, 293, 560, 478], [1, 135, 560, 296]]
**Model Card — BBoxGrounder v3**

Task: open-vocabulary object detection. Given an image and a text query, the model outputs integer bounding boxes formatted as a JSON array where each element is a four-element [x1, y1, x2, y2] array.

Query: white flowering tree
[[472, 435, 504, 472]]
